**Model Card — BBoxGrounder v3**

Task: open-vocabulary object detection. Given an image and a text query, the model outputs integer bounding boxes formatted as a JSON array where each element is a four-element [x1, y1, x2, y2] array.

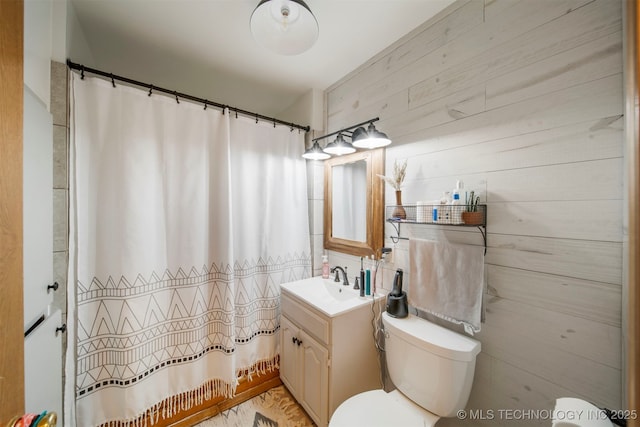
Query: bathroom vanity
[[279, 276, 384, 427]]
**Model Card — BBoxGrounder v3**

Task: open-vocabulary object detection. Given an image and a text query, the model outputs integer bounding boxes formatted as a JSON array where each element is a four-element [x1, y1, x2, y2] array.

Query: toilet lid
[[330, 389, 440, 427]]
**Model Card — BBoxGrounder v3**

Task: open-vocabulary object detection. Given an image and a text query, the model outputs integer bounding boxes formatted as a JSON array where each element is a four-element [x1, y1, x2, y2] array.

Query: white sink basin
[[280, 276, 384, 317]]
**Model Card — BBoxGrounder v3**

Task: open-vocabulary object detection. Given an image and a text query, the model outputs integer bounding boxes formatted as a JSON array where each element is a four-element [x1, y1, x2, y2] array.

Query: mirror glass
[[324, 149, 385, 258], [331, 160, 367, 241]]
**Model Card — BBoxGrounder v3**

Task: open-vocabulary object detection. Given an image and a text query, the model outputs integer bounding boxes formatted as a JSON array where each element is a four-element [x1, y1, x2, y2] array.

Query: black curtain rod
[[66, 60, 311, 133]]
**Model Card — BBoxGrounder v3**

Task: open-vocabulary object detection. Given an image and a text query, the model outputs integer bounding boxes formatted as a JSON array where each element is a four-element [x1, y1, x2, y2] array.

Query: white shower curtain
[[66, 73, 311, 426]]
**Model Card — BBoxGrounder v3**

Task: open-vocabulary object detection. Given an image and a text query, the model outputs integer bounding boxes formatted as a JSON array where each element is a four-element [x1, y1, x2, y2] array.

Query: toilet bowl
[[330, 389, 439, 427], [552, 398, 614, 427], [329, 312, 481, 427]]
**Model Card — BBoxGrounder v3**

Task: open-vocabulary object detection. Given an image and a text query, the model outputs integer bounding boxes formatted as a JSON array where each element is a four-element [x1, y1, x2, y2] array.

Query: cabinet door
[[280, 316, 299, 395], [299, 330, 329, 427]]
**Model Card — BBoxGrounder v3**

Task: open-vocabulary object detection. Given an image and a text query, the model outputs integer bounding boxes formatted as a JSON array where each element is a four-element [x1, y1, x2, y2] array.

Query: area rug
[[196, 385, 316, 427]]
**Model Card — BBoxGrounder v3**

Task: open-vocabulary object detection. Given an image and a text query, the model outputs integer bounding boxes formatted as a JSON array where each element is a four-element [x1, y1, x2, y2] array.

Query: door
[[22, 86, 60, 417], [299, 330, 328, 427], [0, 0, 25, 422], [279, 316, 299, 395]]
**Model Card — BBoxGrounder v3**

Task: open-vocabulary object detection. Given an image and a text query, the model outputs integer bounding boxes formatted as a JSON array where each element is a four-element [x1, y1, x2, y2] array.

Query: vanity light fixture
[[351, 122, 392, 149], [302, 141, 331, 160], [323, 133, 356, 155], [302, 117, 392, 160], [250, 0, 319, 55]]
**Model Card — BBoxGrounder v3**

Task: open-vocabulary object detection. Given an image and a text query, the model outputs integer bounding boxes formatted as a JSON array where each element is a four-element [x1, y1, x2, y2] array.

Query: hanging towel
[[408, 238, 485, 335]]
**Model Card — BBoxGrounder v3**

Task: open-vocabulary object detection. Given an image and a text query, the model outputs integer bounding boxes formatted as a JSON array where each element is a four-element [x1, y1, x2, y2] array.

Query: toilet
[[329, 312, 617, 427], [329, 311, 481, 427]]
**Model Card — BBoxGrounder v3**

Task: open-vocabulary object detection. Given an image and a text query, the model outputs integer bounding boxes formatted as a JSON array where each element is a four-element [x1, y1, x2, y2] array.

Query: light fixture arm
[[312, 117, 380, 143]]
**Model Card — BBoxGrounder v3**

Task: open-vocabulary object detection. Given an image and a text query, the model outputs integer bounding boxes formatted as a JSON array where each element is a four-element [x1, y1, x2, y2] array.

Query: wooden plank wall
[[325, 0, 624, 425]]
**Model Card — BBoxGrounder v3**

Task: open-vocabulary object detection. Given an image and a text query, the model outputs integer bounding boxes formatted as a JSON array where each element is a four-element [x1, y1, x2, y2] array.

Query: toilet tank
[[382, 312, 481, 417]]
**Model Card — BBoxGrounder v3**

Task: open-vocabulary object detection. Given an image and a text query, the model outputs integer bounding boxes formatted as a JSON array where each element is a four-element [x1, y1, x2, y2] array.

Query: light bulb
[[250, 0, 318, 55], [269, 1, 300, 32]]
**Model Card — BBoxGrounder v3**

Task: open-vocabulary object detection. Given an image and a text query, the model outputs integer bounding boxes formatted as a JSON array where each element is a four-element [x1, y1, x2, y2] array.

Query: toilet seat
[[329, 389, 440, 427]]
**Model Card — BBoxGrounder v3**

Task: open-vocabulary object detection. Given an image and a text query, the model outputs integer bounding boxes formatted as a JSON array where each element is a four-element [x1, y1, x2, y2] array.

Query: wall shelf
[[385, 204, 487, 253]]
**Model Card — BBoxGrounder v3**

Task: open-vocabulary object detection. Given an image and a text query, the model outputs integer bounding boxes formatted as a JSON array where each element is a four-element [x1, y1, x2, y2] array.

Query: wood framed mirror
[[324, 148, 385, 258]]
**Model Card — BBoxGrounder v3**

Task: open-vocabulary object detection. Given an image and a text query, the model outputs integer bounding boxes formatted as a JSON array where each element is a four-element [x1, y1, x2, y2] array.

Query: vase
[[462, 211, 483, 225], [392, 190, 407, 220]]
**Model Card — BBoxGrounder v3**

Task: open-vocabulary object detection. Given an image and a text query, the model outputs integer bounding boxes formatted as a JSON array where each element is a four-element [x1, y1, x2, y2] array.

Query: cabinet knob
[[47, 282, 59, 292], [56, 324, 67, 335], [297, 339, 302, 346], [292, 337, 298, 345]]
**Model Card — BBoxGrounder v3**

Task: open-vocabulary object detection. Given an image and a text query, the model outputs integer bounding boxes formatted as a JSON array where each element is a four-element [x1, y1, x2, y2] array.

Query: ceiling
[[69, 0, 455, 117]]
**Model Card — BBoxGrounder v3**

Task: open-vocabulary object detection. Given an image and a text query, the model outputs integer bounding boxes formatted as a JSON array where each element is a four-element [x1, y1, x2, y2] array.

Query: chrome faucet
[[330, 266, 349, 287]]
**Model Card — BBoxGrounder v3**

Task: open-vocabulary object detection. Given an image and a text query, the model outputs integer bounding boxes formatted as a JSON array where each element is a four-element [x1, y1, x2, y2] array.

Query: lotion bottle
[[450, 180, 463, 224]]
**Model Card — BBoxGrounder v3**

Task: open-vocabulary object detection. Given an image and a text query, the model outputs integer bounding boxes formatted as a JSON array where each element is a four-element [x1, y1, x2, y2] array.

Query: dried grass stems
[[377, 159, 407, 191]]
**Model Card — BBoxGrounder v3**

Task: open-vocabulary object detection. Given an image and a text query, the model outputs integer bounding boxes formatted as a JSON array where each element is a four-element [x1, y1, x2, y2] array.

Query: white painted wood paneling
[[396, 73, 623, 148], [487, 159, 623, 202], [327, 0, 481, 120], [488, 264, 621, 326], [325, 0, 624, 416], [487, 234, 622, 284], [488, 200, 621, 241], [387, 117, 623, 175], [485, 31, 622, 110], [479, 298, 621, 408], [408, 0, 620, 109]]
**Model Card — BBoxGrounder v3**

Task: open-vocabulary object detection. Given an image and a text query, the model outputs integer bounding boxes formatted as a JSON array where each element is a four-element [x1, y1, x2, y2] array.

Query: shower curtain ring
[[148, 85, 153, 96], [110, 73, 116, 87], [174, 91, 179, 104]]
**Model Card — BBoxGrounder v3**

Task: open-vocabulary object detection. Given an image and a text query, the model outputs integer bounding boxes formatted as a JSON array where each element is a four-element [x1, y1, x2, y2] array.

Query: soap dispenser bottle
[[322, 254, 330, 279], [451, 180, 464, 224], [451, 180, 463, 204]]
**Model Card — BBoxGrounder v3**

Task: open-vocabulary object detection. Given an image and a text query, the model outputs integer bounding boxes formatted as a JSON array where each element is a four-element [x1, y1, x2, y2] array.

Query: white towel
[[408, 238, 485, 335]]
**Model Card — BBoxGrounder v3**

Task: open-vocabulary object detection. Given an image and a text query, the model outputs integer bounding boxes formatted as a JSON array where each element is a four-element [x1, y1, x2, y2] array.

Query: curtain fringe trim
[[97, 355, 280, 427]]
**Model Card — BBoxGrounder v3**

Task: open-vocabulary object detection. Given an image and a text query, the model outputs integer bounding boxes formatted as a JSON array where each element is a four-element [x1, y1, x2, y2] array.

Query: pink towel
[[408, 238, 484, 334]]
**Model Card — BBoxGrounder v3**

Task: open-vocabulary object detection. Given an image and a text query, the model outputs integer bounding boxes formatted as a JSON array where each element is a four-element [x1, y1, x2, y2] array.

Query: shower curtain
[[65, 73, 311, 426]]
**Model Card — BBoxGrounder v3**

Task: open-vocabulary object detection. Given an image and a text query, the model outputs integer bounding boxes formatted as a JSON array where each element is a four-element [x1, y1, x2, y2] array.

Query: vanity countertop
[[280, 276, 385, 317]]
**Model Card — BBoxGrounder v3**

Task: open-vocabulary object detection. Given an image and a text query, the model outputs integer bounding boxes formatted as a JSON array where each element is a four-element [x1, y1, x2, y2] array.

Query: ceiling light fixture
[[250, 0, 319, 55], [302, 117, 392, 160]]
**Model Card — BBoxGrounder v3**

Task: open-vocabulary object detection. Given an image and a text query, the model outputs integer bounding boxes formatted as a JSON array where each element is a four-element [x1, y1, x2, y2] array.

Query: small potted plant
[[377, 159, 407, 219], [462, 191, 483, 225]]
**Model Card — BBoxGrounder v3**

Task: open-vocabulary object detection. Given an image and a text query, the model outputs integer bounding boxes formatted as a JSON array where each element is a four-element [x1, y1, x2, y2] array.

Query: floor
[[194, 385, 315, 427]]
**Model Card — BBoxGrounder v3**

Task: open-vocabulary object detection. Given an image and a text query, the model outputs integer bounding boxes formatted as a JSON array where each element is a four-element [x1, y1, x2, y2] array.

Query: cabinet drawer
[[281, 293, 329, 346]]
